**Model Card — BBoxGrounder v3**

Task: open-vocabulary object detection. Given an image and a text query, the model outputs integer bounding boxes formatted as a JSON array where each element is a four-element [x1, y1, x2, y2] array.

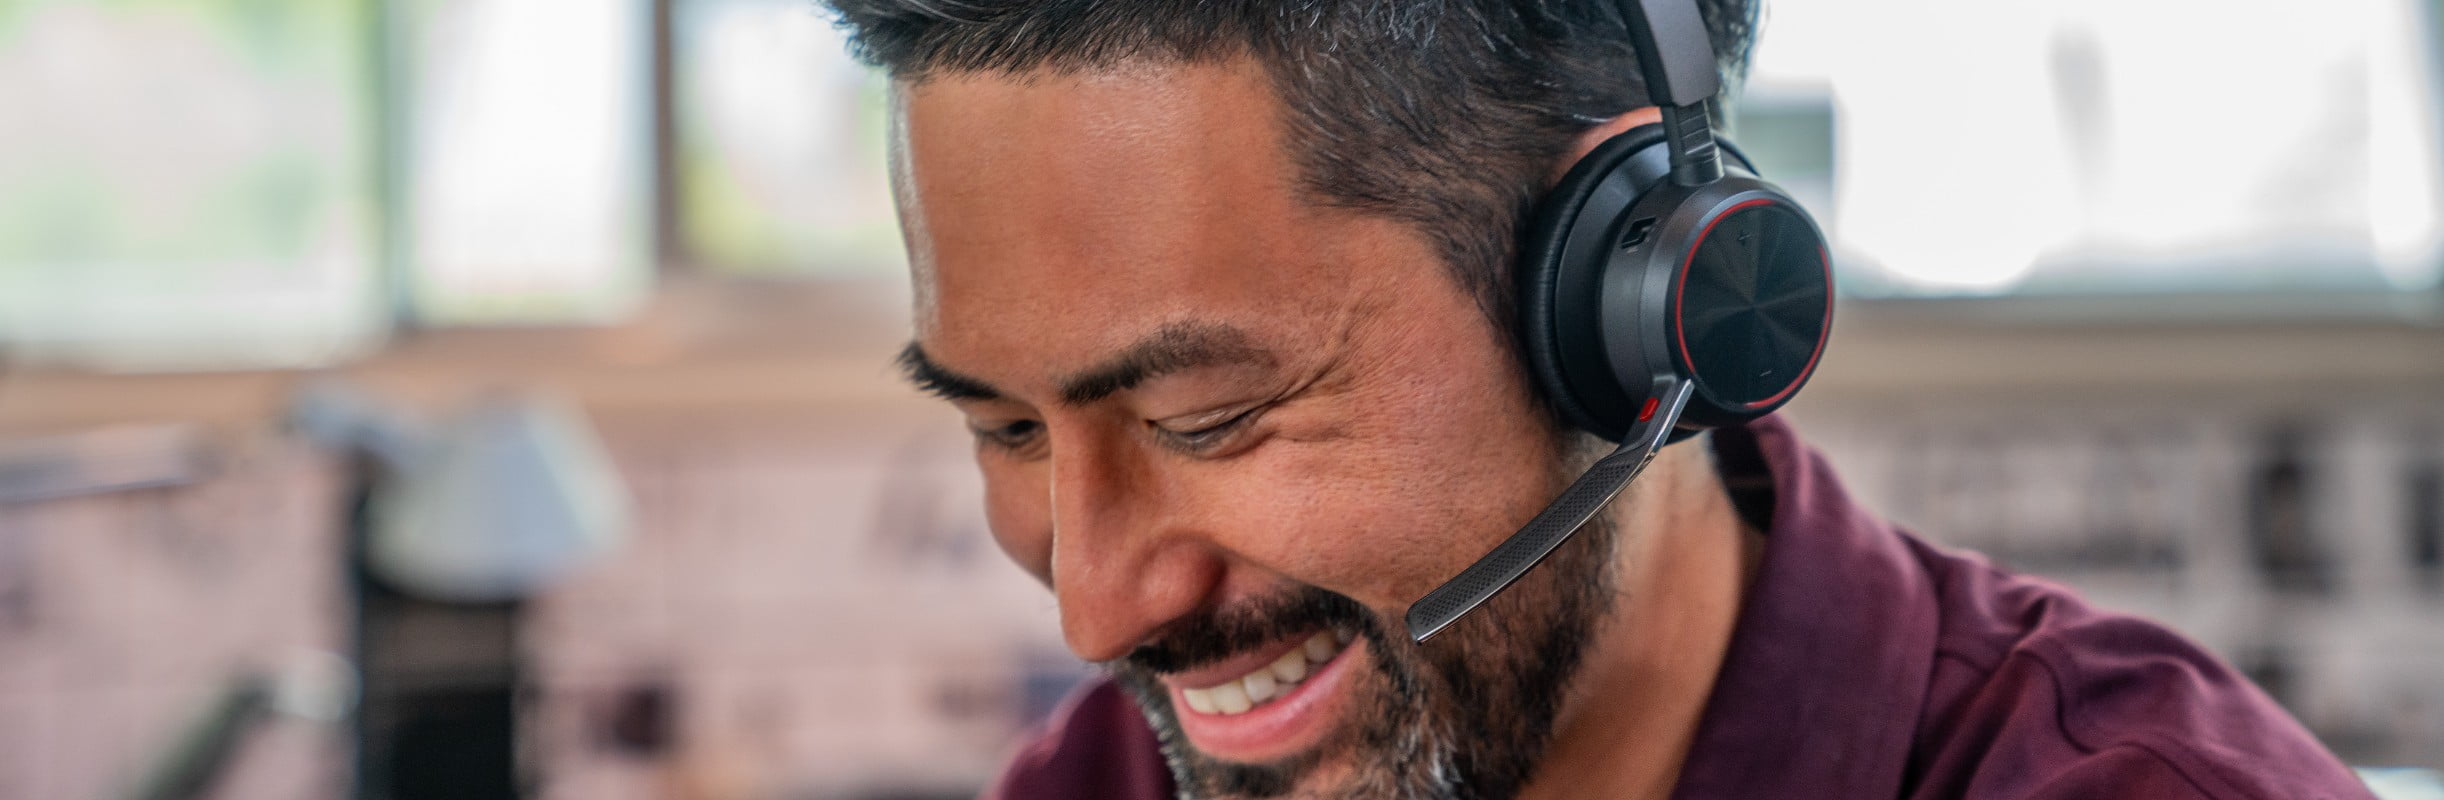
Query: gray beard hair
[[1111, 503, 1624, 800]]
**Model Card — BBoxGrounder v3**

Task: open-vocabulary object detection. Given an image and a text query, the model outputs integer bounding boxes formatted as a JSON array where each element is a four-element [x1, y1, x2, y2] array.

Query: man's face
[[895, 60, 1621, 798]]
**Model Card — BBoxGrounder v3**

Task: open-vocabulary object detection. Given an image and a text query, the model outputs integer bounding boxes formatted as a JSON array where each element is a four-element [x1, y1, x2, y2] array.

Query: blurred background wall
[[0, 0, 2441, 798]]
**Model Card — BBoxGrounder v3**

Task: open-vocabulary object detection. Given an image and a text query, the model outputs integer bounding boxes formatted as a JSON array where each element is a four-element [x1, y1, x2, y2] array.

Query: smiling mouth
[[1154, 626, 1367, 763], [1174, 629, 1355, 715]]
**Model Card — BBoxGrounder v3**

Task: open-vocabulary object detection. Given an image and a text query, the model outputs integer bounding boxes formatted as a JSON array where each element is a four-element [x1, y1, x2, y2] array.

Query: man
[[826, 1, 2374, 797]]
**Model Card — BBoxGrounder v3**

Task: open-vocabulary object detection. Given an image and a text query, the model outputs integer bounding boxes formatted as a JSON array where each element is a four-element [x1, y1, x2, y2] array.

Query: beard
[[1106, 494, 1622, 800]]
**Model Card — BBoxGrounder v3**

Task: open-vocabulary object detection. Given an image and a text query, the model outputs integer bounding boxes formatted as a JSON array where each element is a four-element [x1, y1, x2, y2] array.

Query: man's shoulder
[[1903, 538, 2372, 800], [981, 676, 1174, 800]]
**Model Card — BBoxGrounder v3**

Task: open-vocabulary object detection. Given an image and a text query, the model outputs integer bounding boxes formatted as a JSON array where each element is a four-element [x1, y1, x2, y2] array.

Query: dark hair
[[825, 0, 1760, 333]]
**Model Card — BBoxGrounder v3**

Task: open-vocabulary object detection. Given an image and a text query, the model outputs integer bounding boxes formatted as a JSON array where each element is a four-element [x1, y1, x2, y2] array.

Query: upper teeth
[[1179, 630, 1354, 716]]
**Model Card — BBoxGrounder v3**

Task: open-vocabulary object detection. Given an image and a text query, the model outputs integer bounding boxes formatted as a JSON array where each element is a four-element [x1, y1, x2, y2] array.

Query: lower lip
[[1168, 638, 1365, 763]]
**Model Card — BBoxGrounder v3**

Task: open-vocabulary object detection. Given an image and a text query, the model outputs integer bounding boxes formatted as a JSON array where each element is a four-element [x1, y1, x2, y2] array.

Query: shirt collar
[[1669, 416, 1942, 799]]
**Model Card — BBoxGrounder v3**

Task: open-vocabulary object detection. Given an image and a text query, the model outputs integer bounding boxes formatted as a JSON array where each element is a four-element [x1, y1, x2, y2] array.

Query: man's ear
[[1550, 106, 1665, 184]]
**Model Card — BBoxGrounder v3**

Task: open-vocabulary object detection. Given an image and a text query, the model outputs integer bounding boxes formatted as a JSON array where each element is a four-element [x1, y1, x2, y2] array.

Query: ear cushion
[[1516, 124, 1669, 440]]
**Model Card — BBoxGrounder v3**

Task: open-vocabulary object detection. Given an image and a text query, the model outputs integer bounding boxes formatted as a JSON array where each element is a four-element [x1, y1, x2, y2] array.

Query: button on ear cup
[[1671, 200, 1831, 426]]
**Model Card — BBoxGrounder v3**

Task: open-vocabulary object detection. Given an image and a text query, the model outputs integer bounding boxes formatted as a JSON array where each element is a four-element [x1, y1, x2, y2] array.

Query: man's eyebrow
[[1057, 322, 1272, 406], [897, 343, 1003, 401]]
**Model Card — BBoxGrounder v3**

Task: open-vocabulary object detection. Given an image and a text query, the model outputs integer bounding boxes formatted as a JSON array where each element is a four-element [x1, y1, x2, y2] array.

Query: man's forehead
[[888, 58, 1452, 406], [891, 58, 1286, 207], [895, 65, 1288, 285], [894, 62, 1306, 369]]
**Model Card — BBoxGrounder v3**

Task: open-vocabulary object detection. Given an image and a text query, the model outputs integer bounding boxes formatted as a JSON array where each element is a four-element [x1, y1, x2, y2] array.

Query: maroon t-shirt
[[983, 416, 2374, 799]]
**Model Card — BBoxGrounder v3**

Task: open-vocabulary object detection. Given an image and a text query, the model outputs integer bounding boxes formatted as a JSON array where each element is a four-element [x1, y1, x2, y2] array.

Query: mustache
[[1115, 584, 1378, 676]]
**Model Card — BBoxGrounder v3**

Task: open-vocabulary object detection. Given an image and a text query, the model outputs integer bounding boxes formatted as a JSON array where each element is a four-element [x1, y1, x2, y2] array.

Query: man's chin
[[1103, 519, 1616, 800]]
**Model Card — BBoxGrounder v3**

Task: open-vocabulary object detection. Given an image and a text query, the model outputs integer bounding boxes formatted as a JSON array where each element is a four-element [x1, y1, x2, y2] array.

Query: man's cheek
[[1225, 446, 1488, 607], [1214, 477, 1447, 611]]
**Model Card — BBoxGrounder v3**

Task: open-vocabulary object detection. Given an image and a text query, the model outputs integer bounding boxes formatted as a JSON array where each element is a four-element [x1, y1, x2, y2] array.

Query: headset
[[1405, 0, 1834, 641]]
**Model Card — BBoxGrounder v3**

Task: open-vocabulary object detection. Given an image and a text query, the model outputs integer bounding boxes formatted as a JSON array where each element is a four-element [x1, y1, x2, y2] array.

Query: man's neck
[[1518, 441, 1764, 800]]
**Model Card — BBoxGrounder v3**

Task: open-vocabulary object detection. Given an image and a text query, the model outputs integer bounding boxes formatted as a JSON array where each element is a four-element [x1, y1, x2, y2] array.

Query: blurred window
[[684, 0, 2444, 299], [673, 0, 900, 277], [400, 0, 654, 324], [0, 0, 656, 371], [0, 0, 386, 370], [1738, 0, 2444, 298]]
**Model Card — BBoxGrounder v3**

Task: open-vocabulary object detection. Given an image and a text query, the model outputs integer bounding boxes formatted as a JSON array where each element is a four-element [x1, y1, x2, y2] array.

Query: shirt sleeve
[[1913, 613, 2376, 800]]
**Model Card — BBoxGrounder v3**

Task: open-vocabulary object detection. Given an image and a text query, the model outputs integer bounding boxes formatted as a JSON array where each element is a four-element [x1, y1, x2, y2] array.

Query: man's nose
[[1045, 430, 1226, 664]]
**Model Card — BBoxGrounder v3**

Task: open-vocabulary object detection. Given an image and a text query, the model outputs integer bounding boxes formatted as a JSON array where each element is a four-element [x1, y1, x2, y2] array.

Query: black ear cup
[[1516, 124, 1832, 441]]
